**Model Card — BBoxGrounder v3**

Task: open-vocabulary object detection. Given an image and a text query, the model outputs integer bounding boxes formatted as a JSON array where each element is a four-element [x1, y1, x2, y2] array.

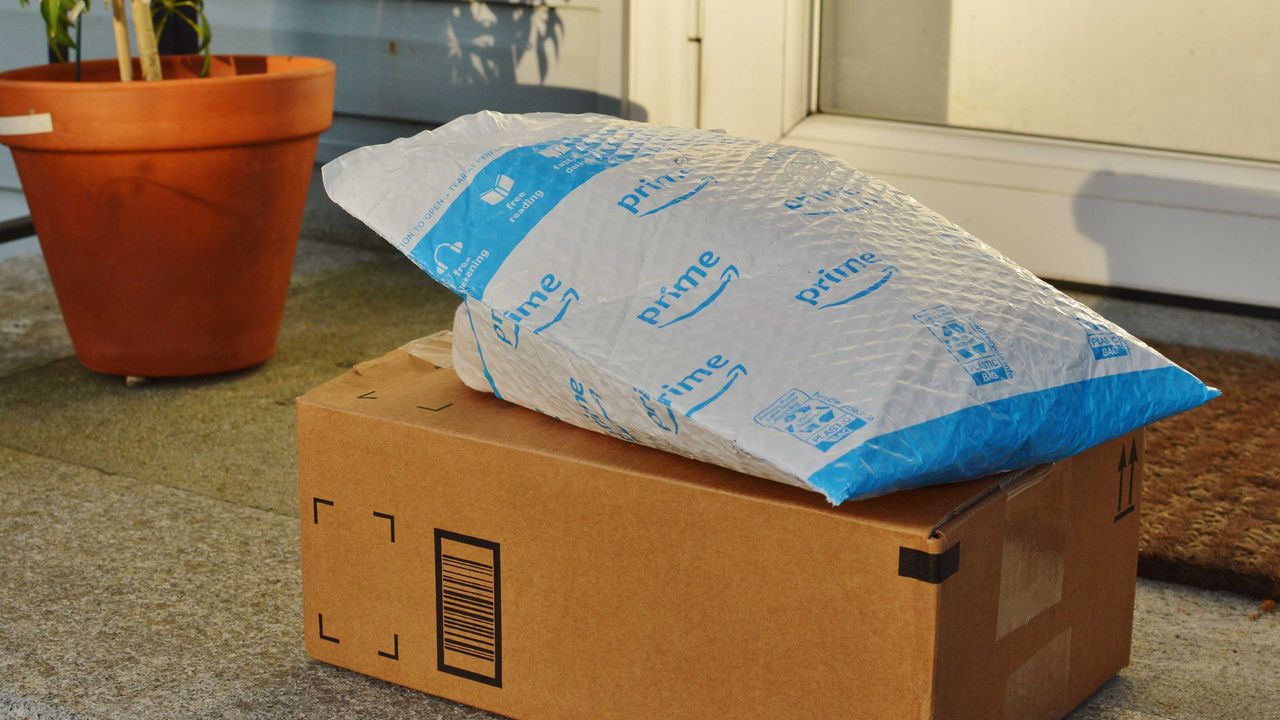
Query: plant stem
[[131, 0, 163, 81], [74, 16, 81, 81], [109, 0, 134, 82]]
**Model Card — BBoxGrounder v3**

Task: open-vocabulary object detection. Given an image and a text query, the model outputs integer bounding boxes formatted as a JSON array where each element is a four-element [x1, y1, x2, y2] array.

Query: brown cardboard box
[[298, 335, 1144, 720]]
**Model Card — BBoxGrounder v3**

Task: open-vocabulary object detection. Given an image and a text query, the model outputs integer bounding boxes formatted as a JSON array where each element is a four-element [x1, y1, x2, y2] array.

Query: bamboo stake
[[108, 0, 133, 82], [131, 0, 162, 81]]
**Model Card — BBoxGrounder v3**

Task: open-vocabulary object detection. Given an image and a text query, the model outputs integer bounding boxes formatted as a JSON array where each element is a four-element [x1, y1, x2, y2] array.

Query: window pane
[[819, 0, 1280, 162]]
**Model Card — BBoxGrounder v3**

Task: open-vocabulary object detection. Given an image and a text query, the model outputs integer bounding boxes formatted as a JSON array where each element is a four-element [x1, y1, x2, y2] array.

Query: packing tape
[[0, 113, 53, 136], [897, 544, 961, 584], [995, 466, 1067, 639], [1003, 628, 1071, 720]]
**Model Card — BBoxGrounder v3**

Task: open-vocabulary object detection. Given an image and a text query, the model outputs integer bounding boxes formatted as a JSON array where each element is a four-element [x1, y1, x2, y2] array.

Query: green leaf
[[31, 0, 87, 62], [173, 9, 201, 36], [41, 0, 59, 30], [198, 11, 212, 51], [145, 0, 212, 77]]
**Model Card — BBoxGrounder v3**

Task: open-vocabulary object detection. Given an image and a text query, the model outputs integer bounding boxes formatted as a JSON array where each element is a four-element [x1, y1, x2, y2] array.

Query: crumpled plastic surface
[[323, 111, 1218, 503]]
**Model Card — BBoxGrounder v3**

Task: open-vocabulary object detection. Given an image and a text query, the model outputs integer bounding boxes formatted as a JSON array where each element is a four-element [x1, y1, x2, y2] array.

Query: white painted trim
[[780, 0, 813, 135], [697, 0, 812, 140], [625, 0, 700, 127], [807, 0, 822, 116], [782, 114, 1280, 308]]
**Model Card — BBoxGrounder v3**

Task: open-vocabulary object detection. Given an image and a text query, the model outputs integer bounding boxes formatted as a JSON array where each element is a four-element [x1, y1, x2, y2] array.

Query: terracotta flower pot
[[0, 55, 335, 377]]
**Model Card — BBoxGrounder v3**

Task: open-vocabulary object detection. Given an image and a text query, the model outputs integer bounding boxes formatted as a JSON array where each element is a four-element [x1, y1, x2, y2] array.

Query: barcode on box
[[434, 529, 502, 687]]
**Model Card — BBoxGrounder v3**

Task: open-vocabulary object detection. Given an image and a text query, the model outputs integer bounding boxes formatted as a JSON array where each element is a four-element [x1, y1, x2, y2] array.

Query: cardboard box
[[298, 335, 1145, 720]]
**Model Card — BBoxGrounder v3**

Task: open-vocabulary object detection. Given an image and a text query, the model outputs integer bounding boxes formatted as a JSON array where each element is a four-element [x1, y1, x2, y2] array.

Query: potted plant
[[0, 1, 335, 377]]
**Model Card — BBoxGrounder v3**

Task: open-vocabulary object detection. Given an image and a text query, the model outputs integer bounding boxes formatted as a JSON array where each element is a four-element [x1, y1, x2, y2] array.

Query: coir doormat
[[1139, 341, 1279, 599]]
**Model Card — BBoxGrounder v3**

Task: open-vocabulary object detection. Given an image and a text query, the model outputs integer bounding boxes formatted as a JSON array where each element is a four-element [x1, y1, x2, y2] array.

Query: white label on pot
[[0, 113, 53, 136]]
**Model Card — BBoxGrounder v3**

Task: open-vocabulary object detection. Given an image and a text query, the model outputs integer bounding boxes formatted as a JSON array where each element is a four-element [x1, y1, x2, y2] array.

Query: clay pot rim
[[0, 54, 335, 152], [0, 54, 334, 92]]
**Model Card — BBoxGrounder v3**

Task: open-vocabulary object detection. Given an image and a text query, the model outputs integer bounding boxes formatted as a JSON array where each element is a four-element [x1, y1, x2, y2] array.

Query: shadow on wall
[[270, 0, 646, 123], [447, 1, 565, 88], [1070, 171, 1280, 306]]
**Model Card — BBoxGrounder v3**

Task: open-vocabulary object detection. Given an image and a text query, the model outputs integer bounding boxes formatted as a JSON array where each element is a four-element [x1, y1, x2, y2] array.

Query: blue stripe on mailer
[[807, 366, 1219, 504], [464, 299, 503, 400], [409, 131, 638, 299]]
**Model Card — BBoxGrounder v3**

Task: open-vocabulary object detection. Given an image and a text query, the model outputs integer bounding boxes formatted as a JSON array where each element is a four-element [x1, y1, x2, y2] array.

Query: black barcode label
[[434, 529, 502, 687]]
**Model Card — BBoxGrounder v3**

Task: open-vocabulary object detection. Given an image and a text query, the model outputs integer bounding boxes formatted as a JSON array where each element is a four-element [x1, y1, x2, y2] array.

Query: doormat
[[1139, 341, 1279, 599]]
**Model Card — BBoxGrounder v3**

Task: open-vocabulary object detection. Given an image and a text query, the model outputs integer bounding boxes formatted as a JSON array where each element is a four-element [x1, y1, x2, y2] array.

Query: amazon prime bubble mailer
[[322, 111, 1217, 503]]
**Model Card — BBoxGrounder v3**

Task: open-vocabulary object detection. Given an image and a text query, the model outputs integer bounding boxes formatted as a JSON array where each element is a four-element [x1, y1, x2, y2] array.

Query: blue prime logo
[[637, 250, 738, 328], [491, 272, 579, 350], [783, 186, 877, 216], [654, 354, 747, 418], [794, 252, 895, 309], [569, 377, 636, 443], [617, 163, 715, 217], [635, 386, 679, 435]]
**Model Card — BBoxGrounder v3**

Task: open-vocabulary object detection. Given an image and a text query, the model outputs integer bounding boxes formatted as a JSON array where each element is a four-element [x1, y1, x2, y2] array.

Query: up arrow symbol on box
[[1114, 440, 1138, 522]]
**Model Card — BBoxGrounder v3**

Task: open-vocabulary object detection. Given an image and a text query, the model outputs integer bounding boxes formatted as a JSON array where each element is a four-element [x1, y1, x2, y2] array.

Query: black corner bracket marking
[[312, 497, 334, 524], [378, 633, 400, 660], [357, 390, 378, 400], [373, 511, 396, 543], [318, 613, 340, 644], [898, 543, 961, 584], [416, 402, 453, 412]]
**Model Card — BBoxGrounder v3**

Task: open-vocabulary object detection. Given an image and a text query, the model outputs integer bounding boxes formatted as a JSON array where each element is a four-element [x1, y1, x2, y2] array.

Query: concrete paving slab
[[0, 447, 302, 720], [0, 686, 69, 720], [288, 237, 390, 291], [202, 662, 497, 720], [1071, 581, 1280, 720], [0, 252, 72, 378], [0, 255, 456, 516]]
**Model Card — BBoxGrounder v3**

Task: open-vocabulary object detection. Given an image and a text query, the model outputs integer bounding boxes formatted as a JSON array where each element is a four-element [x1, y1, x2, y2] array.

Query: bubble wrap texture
[[323, 111, 1218, 503]]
